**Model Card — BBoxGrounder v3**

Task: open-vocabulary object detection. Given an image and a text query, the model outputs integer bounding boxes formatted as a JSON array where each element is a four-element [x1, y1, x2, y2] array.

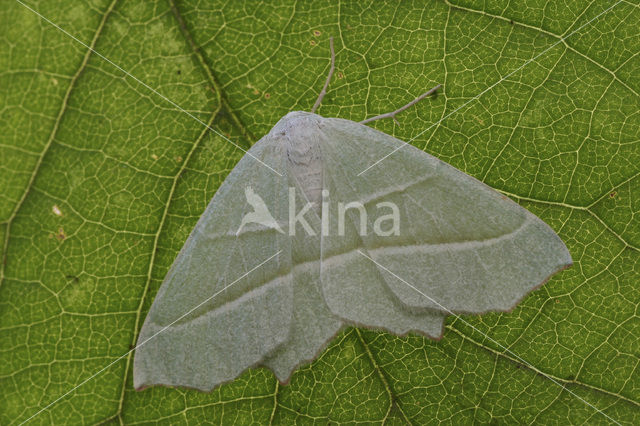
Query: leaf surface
[[1, 0, 638, 424]]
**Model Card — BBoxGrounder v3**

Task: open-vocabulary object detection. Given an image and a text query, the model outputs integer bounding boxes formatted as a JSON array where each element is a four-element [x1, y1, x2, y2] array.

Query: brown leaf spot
[[313, 30, 321, 37], [55, 227, 66, 241]]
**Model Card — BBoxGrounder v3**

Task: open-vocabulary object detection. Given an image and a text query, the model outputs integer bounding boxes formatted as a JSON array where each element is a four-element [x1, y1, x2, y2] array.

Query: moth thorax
[[287, 141, 323, 214]]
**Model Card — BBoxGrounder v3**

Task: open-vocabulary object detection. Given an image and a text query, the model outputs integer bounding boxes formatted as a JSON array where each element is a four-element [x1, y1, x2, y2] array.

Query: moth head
[[270, 111, 322, 138]]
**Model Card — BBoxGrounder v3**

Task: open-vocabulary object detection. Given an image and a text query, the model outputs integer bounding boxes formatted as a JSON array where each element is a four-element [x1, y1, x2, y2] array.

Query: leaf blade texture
[[1, 0, 638, 424]]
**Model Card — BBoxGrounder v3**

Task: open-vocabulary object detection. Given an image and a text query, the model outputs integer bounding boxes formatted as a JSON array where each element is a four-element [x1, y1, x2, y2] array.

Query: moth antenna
[[360, 84, 441, 124], [311, 37, 335, 113]]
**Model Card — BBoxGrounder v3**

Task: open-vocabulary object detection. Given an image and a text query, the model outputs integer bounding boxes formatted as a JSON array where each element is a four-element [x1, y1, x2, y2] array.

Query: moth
[[134, 38, 572, 392]]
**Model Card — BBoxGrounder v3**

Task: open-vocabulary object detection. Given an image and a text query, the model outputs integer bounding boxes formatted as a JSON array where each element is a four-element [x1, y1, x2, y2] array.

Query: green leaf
[[1, 0, 638, 424]]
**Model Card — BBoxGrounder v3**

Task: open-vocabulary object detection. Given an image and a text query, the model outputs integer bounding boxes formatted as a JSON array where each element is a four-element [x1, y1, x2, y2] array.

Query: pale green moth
[[133, 38, 572, 392]]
